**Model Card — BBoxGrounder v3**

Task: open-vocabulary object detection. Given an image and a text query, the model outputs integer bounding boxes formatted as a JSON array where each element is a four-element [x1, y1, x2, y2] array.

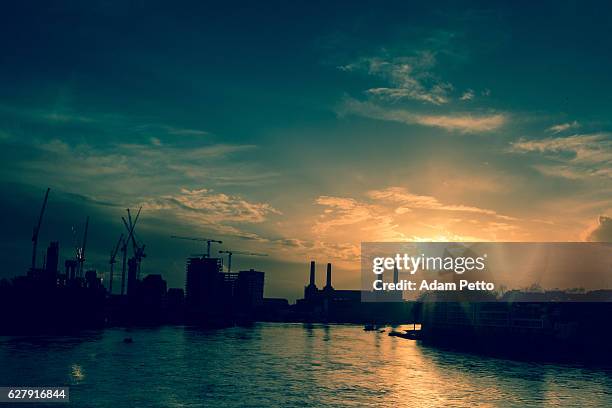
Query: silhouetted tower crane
[[122, 208, 146, 278], [170, 235, 222, 258], [76, 216, 89, 278], [120, 207, 141, 295], [108, 233, 124, 295], [218, 250, 267, 273], [30, 187, 50, 272]]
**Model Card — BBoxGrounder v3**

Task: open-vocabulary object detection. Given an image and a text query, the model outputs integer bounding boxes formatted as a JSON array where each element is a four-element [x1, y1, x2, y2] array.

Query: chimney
[[309, 261, 316, 286], [325, 263, 332, 289]]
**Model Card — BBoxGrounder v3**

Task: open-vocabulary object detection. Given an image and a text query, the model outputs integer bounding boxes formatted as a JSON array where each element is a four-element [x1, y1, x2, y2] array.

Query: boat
[[388, 330, 420, 340]]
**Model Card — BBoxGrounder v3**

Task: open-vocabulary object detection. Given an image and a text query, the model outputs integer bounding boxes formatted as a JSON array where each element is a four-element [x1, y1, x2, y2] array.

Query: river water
[[1, 323, 611, 407]]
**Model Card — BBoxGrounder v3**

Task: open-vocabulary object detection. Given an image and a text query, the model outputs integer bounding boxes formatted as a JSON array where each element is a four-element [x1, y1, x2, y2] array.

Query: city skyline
[[1, 1, 612, 301]]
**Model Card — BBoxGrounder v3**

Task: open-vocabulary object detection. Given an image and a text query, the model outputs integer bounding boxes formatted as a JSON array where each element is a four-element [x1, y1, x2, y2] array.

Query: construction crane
[[108, 233, 124, 295], [218, 250, 267, 273], [122, 211, 146, 278], [171, 235, 222, 258], [126, 209, 139, 256], [31, 187, 50, 271], [76, 216, 89, 278], [120, 207, 141, 295]]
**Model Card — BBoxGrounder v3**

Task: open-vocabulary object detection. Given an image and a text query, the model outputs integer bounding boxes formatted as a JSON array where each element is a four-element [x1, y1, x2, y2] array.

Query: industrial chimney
[[324, 262, 334, 291], [304, 260, 318, 300], [309, 260, 316, 286]]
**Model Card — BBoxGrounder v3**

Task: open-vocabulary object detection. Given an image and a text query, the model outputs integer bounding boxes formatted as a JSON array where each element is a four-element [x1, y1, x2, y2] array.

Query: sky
[[0, 1, 611, 302]]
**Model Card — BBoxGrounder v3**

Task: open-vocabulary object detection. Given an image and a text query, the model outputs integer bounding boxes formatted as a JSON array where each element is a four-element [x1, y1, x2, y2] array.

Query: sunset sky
[[1, 1, 611, 301]]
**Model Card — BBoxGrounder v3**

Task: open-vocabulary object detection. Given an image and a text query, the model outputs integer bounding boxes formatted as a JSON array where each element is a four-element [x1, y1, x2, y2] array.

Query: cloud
[[313, 196, 403, 240], [547, 121, 580, 134], [7, 138, 279, 243], [1, 131, 275, 217], [510, 134, 610, 162], [509, 133, 612, 179], [315, 196, 372, 226], [312, 241, 360, 263], [147, 188, 281, 224], [40, 139, 258, 177], [164, 127, 209, 136], [138, 188, 284, 243], [42, 112, 96, 123], [367, 187, 516, 220], [5, 106, 211, 141], [366, 85, 452, 105], [338, 98, 506, 133], [415, 113, 505, 132], [435, 170, 513, 193], [585, 216, 612, 242], [460, 89, 475, 101], [312, 186, 523, 246], [531, 164, 584, 180], [338, 52, 453, 105], [409, 232, 487, 242]]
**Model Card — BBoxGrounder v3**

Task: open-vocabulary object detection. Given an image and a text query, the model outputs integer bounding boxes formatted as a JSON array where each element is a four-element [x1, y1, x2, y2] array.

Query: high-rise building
[[185, 257, 223, 313], [235, 269, 264, 310]]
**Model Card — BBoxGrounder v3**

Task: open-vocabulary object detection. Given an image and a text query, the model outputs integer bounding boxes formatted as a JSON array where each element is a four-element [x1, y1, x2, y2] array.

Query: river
[[1, 323, 611, 407]]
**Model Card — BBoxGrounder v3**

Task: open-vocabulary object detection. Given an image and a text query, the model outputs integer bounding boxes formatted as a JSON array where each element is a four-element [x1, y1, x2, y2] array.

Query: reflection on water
[[1, 323, 611, 407], [71, 364, 85, 382]]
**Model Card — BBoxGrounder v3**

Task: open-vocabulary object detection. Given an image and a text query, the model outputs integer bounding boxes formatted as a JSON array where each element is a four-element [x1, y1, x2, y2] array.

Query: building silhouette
[[85, 269, 102, 289], [234, 269, 265, 310], [165, 288, 185, 323], [44, 241, 59, 286], [185, 256, 223, 318], [295, 261, 409, 323], [136, 274, 168, 323], [184, 256, 266, 324], [64, 259, 77, 284]]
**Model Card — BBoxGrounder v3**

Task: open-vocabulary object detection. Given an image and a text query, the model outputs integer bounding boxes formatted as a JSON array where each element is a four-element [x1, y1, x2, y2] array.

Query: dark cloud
[[587, 216, 612, 242]]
